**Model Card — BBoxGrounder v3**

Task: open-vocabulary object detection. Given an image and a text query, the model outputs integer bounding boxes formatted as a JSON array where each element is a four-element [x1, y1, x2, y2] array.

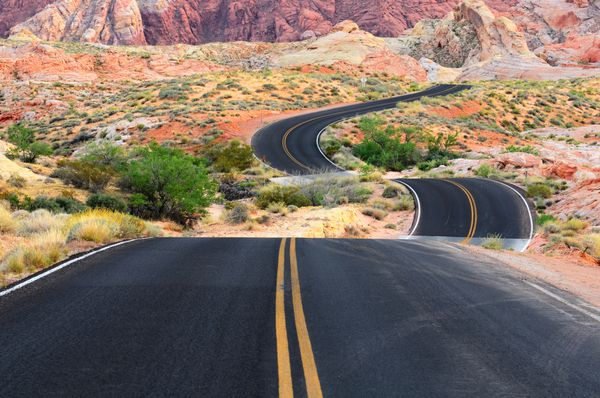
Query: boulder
[[495, 152, 542, 169]]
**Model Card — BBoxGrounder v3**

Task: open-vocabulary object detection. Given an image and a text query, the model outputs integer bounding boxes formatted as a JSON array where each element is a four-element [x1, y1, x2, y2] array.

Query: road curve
[[396, 177, 535, 251], [252, 84, 468, 174], [1, 238, 599, 397], [251, 84, 534, 248]]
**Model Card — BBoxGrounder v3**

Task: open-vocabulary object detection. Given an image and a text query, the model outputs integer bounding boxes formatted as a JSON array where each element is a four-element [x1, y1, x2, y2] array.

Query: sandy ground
[[466, 245, 600, 308], [194, 202, 413, 239]]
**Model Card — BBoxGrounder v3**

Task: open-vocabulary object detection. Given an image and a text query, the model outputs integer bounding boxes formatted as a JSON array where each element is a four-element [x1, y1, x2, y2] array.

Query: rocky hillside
[[2, 0, 472, 45]]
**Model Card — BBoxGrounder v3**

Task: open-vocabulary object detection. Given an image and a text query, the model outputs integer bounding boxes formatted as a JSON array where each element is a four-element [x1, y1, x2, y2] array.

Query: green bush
[[382, 186, 400, 198], [122, 143, 217, 225], [526, 183, 552, 199], [474, 164, 493, 178], [78, 141, 127, 170], [504, 145, 539, 155], [208, 141, 256, 172], [300, 177, 371, 207], [255, 185, 311, 209], [86, 193, 127, 213], [27, 196, 86, 214], [536, 213, 556, 226], [52, 159, 115, 192], [353, 117, 420, 171]]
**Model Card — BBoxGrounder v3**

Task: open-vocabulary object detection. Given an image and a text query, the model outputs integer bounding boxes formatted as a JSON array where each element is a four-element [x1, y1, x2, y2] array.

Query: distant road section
[[252, 84, 468, 174], [396, 178, 535, 251], [251, 84, 534, 249]]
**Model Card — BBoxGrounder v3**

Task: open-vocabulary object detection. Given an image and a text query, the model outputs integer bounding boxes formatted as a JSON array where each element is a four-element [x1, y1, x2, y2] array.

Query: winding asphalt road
[[252, 84, 468, 174], [1, 238, 600, 396], [252, 84, 534, 248]]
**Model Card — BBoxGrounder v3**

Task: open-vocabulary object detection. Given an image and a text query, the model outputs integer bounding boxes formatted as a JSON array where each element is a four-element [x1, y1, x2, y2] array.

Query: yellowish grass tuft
[[18, 209, 64, 236], [583, 234, 600, 257], [0, 207, 17, 234], [563, 218, 588, 232], [66, 209, 152, 242], [3, 229, 68, 273]]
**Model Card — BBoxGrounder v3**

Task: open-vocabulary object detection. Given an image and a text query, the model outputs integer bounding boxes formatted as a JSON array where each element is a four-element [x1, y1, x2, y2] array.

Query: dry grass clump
[[583, 234, 600, 258], [482, 234, 503, 250], [0, 206, 17, 233], [3, 229, 67, 273], [66, 209, 149, 243], [17, 209, 65, 236], [1, 208, 162, 284], [361, 207, 387, 220]]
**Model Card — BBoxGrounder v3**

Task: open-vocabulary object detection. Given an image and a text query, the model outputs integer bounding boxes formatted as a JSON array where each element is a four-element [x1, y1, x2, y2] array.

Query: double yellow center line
[[444, 180, 478, 243], [281, 85, 461, 171], [276, 238, 323, 398]]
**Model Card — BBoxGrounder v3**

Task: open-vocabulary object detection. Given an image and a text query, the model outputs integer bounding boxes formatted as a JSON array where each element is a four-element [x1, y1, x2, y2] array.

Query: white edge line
[[315, 115, 354, 171], [525, 281, 600, 323], [490, 179, 535, 252], [394, 180, 421, 237], [0, 239, 141, 298]]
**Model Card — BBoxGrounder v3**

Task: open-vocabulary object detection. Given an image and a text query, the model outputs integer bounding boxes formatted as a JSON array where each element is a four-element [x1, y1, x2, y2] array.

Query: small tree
[[5, 124, 52, 163], [123, 143, 216, 225]]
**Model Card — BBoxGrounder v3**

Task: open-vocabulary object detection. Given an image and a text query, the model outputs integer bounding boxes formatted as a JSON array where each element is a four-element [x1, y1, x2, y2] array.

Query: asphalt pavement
[[252, 84, 468, 174], [2, 238, 599, 397]]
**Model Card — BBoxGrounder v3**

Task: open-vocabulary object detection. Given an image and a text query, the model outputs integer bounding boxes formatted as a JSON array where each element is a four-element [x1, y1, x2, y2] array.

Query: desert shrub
[[393, 195, 414, 211], [86, 193, 127, 212], [536, 214, 556, 226], [563, 218, 588, 231], [361, 207, 387, 220], [53, 159, 115, 192], [226, 203, 249, 224], [299, 176, 371, 207], [353, 117, 420, 171], [417, 157, 448, 171], [482, 234, 503, 250], [122, 143, 216, 225], [7, 173, 26, 188], [158, 85, 189, 100], [204, 141, 256, 172], [474, 164, 493, 178], [266, 202, 287, 214], [504, 145, 539, 155], [78, 140, 127, 170], [27, 196, 86, 214], [256, 184, 311, 209], [542, 222, 561, 234], [526, 183, 552, 199], [382, 185, 401, 198]]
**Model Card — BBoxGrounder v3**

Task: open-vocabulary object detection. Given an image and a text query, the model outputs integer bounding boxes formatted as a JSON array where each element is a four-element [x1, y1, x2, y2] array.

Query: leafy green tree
[[123, 143, 216, 225], [5, 124, 52, 163]]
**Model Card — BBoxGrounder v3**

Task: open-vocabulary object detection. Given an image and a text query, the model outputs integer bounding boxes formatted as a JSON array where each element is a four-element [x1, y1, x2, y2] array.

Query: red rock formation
[[2, 0, 505, 45], [0, 0, 54, 37]]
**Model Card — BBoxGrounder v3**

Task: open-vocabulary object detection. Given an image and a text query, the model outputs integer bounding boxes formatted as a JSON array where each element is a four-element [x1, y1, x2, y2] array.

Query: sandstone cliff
[[5, 0, 471, 45]]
